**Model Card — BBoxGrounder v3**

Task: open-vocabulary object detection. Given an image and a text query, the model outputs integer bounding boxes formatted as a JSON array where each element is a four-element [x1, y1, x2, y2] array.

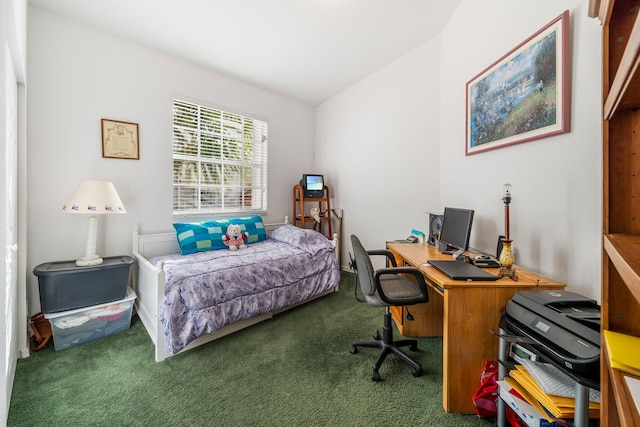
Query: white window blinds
[[172, 99, 268, 216]]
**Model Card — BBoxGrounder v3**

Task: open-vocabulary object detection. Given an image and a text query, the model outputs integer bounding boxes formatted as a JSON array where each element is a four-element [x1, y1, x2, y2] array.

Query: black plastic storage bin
[[34, 255, 133, 313]]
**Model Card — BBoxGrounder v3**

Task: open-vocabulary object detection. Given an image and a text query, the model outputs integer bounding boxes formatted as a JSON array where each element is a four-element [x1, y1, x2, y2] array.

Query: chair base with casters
[[349, 234, 430, 382], [350, 307, 422, 381]]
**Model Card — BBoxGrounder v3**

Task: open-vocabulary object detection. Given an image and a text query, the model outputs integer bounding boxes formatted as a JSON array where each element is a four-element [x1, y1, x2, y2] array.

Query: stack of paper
[[498, 380, 569, 427], [603, 330, 640, 417], [520, 360, 600, 403], [509, 365, 600, 419], [603, 329, 640, 376]]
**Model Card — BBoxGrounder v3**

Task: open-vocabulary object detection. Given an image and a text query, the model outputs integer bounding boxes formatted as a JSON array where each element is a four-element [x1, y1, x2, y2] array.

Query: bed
[[132, 217, 340, 362]]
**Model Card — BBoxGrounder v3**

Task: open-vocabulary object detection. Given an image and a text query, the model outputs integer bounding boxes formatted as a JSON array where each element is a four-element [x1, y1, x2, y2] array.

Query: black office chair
[[349, 234, 430, 381]]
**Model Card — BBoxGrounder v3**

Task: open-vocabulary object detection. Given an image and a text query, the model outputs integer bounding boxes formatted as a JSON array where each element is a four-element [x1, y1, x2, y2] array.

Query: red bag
[[472, 360, 499, 418]]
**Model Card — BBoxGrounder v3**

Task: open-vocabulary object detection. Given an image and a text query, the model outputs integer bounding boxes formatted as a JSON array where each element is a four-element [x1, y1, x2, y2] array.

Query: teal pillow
[[173, 215, 266, 255], [173, 222, 226, 255]]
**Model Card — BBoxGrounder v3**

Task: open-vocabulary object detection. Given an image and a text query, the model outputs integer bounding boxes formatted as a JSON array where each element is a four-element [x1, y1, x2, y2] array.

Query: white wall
[[439, 0, 602, 300], [26, 1, 603, 308], [26, 7, 317, 314], [1, 43, 18, 427], [316, 39, 441, 262], [2, 0, 27, 424], [316, 0, 603, 300]]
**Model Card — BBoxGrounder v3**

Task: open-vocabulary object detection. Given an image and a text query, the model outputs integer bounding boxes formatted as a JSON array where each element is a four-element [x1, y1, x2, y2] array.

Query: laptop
[[428, 260, 500, 281]]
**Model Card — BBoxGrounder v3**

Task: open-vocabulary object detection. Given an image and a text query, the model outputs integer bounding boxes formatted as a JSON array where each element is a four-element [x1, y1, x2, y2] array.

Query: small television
[[438, 207, 475, 258], [300, 174, 325, 198]]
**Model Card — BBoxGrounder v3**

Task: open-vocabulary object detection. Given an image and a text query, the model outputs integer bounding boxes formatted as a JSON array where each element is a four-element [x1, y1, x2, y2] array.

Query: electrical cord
[[405, 306, 414, 321], [467, 245, 490, 257]]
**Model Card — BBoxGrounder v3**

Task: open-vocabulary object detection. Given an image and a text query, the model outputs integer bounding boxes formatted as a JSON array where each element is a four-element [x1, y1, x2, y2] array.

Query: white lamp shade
[[63, 180, 126, 266], [62, 180, 126, 214]]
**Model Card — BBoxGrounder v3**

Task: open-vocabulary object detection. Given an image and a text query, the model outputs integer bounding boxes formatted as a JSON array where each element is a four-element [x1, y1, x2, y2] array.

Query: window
[[172, 99, 268, 216]]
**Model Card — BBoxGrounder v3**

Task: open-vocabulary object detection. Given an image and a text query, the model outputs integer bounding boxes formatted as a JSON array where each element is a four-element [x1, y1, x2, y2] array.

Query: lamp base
[[498, 239, 518, 281], [497, 266, 518, 281], [76, 214, 104, 267], [76, 256, 104, 267]]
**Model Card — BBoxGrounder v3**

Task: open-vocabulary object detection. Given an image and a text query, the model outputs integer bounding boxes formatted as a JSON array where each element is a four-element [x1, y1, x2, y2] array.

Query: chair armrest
[[366, 249, 398, 267], [374, 267, 429, 305]]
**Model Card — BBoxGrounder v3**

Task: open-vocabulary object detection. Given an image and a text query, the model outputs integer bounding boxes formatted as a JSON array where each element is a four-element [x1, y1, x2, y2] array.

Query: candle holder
[[498, 183, 518, 281]]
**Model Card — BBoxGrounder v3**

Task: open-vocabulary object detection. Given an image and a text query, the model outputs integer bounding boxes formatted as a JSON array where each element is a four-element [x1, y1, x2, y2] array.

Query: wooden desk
[[386, 242, 565, 414]]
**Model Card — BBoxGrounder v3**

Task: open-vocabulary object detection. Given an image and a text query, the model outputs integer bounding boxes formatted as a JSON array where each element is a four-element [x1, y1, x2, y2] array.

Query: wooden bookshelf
[[603, 235, 640, 306], [606, 346, 640, 426], [591, 0, 640, 424]]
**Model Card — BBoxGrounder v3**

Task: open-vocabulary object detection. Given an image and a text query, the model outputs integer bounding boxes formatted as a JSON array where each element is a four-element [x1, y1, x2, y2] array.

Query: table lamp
[[498, 183, 518, 281], [62, 180, 126, 266]]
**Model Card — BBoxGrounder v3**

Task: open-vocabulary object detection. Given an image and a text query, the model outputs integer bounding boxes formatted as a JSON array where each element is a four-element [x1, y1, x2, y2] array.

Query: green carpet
[[8, 272, 495, 426]]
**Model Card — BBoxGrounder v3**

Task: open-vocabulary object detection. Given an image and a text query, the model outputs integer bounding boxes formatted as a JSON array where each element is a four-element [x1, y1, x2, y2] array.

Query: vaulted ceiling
[[29, 0, 460, 105]]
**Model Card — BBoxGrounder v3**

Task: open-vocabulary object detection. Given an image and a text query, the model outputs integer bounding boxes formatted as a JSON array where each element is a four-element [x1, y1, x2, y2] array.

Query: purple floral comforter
[[150, 225, 340, 354]]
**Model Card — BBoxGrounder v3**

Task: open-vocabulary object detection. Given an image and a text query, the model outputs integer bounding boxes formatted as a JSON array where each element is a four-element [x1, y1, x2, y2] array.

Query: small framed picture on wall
[[101, 118, 139, 160]]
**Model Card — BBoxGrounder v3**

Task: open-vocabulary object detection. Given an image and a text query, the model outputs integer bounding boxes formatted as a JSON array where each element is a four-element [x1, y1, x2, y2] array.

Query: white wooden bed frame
[[131, 217, 339, 362]]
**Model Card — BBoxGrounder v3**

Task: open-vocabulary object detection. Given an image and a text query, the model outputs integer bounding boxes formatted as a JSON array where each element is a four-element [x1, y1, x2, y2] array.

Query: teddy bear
[[222, 224, 248, 251]]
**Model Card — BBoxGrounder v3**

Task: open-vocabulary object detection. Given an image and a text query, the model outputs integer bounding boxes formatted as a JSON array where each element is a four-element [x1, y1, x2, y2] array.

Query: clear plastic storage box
[[45, 287, 136, 351]]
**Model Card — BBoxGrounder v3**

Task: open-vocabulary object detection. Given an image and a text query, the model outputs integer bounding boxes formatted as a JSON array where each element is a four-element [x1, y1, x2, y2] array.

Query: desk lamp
[[62, 180, 126, 266], [498, 183, 518, 281]]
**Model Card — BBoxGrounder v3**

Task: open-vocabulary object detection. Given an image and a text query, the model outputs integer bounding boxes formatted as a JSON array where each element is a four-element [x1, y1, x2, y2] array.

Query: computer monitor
[[299, 174, 324, 198], [439, 207, 474, 258]]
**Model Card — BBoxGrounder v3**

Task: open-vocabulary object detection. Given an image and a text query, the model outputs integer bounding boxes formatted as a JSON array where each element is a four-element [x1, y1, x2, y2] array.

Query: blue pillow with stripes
[[173, 215, 266, 255], [173, 221, 226, 255]]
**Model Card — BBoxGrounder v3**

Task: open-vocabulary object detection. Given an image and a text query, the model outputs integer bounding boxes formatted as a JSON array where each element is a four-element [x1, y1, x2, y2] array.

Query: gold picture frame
[[101, 118, 139, 160]]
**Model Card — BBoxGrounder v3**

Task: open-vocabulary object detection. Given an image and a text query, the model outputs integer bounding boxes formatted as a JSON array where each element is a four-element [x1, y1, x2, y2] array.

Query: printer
[[504, 290, 600, 380]]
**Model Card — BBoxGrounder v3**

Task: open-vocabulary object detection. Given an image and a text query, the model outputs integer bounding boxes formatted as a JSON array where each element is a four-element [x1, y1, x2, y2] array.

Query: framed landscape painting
[[465, 11, 570, 155]]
